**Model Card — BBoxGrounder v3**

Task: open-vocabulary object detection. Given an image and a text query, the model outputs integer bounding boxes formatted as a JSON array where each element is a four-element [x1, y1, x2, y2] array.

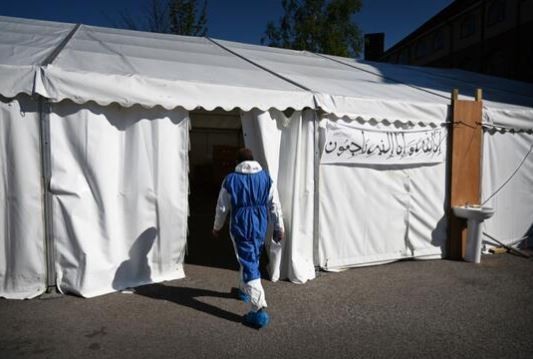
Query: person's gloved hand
[[212, 229, 220, 239], [273, 229, 284, 243]]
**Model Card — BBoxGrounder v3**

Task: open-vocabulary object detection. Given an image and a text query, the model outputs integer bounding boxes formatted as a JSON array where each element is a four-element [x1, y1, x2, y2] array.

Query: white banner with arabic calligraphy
[[321, 121, 446, 165]]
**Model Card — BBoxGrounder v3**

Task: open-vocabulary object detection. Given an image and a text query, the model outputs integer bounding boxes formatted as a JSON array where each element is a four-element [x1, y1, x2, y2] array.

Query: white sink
[[452, 205, 496, 263], [453, 205, 495, 221]]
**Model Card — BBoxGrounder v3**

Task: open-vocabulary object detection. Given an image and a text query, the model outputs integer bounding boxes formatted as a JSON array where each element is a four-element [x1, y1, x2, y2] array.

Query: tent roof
[[0, 16, 73, 98], [1, 15, 532, 128], [217, 39, 451, 124], [34, 22, 314, 112]]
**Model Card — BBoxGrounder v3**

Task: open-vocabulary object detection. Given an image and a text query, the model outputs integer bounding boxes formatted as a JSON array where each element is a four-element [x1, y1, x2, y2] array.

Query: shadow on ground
[[135, 283, 243, 323]]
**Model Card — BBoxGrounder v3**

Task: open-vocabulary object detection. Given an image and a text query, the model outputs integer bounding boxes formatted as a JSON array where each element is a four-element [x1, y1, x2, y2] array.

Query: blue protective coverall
[[213, 160, 284, 312]]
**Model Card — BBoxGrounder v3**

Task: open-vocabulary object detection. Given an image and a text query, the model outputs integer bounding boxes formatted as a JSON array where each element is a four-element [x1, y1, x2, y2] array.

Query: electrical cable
[[481, 142, 533, 205]]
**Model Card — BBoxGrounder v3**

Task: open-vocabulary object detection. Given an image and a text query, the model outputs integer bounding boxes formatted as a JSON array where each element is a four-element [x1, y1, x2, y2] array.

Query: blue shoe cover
[[238, 290, 250, 303], [243, 309, 270, 329]]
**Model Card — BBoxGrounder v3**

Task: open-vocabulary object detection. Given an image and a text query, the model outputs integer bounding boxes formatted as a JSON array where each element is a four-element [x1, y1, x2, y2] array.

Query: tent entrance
[[186, 110, 244, 270]]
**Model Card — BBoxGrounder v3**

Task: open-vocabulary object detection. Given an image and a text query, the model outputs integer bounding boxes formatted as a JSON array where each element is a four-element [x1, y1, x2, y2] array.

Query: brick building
[[378, 0, 533, 83]]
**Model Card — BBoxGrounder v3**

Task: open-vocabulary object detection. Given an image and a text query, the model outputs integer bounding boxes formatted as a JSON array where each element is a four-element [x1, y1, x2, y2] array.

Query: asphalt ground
[[1, 251, 532, 359]]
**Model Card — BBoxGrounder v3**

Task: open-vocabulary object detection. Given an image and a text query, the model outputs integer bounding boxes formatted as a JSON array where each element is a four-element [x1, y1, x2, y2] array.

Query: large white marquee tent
[[1, 15, 532, 299]]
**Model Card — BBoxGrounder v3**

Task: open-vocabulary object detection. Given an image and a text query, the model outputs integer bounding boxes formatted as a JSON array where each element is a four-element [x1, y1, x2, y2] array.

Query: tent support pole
[[447, 89, 484, 260], [313, 110, 321, 269], [35, 24, 80, 297], [38, 96, 58, 294]]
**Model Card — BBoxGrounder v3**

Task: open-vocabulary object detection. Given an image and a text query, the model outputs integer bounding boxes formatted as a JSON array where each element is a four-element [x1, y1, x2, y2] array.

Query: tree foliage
[[119, 0, 207, 36], [262, 0, 363, 57], [169, 0, 207, 36]]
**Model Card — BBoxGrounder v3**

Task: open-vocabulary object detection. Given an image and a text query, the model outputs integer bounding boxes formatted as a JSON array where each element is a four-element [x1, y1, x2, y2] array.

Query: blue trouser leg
[[232, 235, 267, 311]]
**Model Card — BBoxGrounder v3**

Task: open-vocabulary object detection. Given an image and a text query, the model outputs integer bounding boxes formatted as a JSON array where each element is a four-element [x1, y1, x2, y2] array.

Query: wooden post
[[447, 89, 483, 260]]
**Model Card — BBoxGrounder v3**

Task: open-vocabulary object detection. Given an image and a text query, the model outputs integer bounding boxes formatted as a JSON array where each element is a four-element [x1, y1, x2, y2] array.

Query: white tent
[[1, 15, 532, 299]]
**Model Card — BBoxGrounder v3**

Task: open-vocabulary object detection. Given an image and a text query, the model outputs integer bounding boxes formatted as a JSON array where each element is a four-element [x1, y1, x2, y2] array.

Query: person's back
[[212, 148, 284, 328], [224, 167, 270, 251]]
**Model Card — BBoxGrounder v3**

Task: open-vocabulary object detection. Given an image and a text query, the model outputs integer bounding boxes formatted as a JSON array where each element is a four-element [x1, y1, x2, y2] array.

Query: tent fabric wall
[[318, 116, 448, 270], [481, 129, 533, 248], [241, 110, 316, 284], [49, 101, 189, 297], [0, 95, 46, 299]]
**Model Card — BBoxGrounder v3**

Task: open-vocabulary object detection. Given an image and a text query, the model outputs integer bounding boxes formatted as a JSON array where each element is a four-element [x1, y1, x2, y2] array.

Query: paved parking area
[[1, 253, 532, 359]]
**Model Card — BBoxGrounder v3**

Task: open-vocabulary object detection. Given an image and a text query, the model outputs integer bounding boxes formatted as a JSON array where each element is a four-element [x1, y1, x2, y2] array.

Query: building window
[[460, 15, 476, 38], [487, 0, 505, 26], [432, 30, 445, 51]]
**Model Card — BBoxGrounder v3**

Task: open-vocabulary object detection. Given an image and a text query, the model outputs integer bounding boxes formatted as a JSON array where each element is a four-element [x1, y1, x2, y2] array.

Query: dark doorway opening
[[185, 110, 244, 270]]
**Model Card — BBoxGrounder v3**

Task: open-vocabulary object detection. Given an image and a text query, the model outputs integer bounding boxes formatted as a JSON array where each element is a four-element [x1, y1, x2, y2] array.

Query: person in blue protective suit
[[212, 148, 284, 329]]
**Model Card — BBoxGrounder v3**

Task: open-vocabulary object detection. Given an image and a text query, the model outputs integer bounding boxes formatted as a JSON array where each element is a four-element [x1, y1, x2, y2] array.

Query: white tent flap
[[0, 95, 46, 299], [242, 109, 316, 284], [49, 100, 189, 297]]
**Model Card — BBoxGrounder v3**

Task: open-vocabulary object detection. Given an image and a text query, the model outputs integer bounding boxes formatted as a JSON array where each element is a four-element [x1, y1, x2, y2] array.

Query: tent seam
[[41, 23, 81, 66], [309, 52, 451, 102], [205, 37, 315, 95], [398, 66, 533, 101]]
